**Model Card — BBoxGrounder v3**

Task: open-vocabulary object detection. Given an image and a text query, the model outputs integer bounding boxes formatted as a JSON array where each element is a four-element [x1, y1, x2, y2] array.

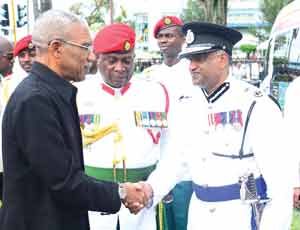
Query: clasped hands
[[120, 182, 153, 214]]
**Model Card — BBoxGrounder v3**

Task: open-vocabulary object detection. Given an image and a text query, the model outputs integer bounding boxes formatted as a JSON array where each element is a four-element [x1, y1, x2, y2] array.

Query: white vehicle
[[260, 0, 300, 109]]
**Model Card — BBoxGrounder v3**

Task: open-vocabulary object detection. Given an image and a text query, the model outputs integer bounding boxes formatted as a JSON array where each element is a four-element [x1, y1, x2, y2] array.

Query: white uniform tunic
[[76, 76, 169, 230], [283, 77, 300, 187], [141, 59, 192, 103], [147, 76, 293, 230]]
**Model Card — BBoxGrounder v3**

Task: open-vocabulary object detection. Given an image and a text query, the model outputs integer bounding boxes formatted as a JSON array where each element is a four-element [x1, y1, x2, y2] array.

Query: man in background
[[0, 36, 14, 202], [142, 16, 193, 230], [0, 36, 14, 79], [1, 35, 36, 106]]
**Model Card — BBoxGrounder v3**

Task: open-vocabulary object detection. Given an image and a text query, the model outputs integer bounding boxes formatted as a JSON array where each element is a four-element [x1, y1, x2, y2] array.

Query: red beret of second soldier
[[93, 23, 136, 54], [13, 35, 34, 57], [153, 16, 183, 38]]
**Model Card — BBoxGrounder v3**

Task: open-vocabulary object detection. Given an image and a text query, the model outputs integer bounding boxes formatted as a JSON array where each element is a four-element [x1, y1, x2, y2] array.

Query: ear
[[218, 52, 229, 69], [48, 40, 63, 58]]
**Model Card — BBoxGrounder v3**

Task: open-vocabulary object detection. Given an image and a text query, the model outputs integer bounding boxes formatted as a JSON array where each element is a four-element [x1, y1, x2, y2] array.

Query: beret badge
[[164, 17, 172, 25], [28, 42, 34, 49], [124, 41, 131, 51]]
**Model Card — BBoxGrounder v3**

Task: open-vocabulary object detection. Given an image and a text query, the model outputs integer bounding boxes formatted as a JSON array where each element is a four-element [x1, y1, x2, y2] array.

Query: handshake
[[119, 182, 154, 214]]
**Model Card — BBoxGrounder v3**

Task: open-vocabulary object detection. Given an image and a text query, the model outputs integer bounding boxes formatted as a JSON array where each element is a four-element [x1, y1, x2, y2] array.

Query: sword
[[240, 173, 270, 230]]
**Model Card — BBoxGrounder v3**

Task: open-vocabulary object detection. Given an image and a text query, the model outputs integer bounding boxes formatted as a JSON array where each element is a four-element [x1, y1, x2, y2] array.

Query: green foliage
[[254, 0, 293, 44], [181, 0, 227, 24], [260, 0, 293, 28], [181, 0, 205, 22], [69, 0, 109, 30], [115, 5, 127, 22], [239, 44, 257, 57], [247, 26, 270, 43], [291, 209, 300, 230], [69, 0, 132, 32]]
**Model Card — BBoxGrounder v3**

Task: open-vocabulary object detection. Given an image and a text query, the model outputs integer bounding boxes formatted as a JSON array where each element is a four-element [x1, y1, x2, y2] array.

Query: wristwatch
[[118, 183, 127, 200]]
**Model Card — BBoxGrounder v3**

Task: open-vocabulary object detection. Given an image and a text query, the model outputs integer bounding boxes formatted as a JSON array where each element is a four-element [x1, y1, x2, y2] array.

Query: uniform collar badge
[[124, 40, 131, 51], [186, 29, 195, 44]]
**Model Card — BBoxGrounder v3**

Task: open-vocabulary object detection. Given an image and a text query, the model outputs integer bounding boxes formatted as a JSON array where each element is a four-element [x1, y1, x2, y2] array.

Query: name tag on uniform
[[134, 111, 168, 128]]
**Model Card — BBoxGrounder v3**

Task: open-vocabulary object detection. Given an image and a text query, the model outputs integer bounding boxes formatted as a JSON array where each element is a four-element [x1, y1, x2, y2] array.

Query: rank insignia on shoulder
[[254, 90, 263, 97], [134, 111, 168, 128]]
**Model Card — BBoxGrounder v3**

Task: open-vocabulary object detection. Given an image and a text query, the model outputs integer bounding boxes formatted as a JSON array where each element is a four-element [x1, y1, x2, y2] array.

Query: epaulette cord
[[268, 94, 281, 111]]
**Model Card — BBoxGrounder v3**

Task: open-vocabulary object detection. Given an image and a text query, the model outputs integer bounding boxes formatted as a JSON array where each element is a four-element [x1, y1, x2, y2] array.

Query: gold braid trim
[[81, 123, 119, 147], [81, 122, 126, 181], [158, 202, 164, 230]]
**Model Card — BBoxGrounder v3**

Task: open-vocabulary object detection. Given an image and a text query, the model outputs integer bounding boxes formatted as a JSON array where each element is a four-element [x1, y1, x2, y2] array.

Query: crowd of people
[[0, 8, 299, 230]]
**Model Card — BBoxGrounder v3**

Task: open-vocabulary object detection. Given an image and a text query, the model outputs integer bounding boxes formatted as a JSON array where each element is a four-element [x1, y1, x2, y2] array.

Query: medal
[[161, 112, 168, 128], [141, 112, 150, 127], [156, 112, 162, 127], [134, 111, 142, 127], [230, 110, 243, 131], [149, 112, 156, 127]]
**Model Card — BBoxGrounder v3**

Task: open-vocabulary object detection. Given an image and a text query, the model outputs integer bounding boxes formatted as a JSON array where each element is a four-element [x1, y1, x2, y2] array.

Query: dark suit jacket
[[0, 62, 121, 230]]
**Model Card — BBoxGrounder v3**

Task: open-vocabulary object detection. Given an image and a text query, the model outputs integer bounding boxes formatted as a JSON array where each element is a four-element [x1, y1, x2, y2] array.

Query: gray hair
[[32, 9, 87, 48]]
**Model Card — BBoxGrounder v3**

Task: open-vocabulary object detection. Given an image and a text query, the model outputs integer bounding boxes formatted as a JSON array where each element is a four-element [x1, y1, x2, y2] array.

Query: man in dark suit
[[0, 9, 146, 230]]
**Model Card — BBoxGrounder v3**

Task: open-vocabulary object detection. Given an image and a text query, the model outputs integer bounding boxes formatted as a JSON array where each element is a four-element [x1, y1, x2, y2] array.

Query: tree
[[245, 0, 293, 42], [181, 0, 205, 22], [260, 0, 293, 29], [70, 0, 110, 31], [239, 44, 257, 59], [69, 0, 131, 32], [181, 0, 228, 24]]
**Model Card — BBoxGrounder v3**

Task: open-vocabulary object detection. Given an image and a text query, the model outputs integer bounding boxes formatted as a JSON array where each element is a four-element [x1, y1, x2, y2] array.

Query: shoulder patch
[[254, 90, 263, 97], [178, 95, 192, 102]]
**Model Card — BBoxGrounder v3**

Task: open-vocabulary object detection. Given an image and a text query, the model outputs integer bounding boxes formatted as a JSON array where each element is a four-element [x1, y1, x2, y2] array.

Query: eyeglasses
[[49, 38, 92, 52], [0, 52, 14, 61]]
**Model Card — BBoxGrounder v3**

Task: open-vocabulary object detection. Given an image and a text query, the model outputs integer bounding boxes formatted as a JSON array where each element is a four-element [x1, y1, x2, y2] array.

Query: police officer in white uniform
[[76, 23, 169, 230], [141, 22, 294, 230]]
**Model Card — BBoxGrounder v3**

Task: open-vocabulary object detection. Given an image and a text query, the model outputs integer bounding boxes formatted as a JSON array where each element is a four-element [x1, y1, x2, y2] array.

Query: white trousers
[[188, 194, 252, 230], [88, 205, 156, 230]]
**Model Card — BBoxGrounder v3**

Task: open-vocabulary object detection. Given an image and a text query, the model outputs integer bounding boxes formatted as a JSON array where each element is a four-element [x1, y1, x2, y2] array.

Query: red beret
[[153, 16, 183, 38], [13, 35, 34, 57], [93, 23, 136, 54]]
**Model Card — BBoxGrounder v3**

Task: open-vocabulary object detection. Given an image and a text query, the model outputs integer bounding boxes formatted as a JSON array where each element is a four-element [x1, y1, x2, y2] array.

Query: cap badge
[[124, 41, 131, 51], [186, 29, 195, 44], [164, 17, 172, 25]]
